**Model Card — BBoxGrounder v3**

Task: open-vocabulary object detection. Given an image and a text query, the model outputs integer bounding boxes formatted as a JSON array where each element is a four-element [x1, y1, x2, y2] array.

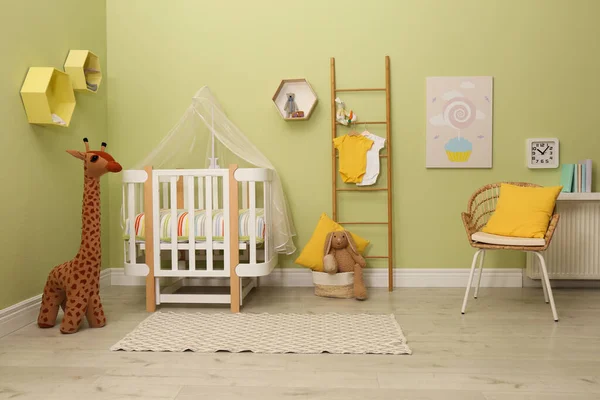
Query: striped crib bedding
[[123, 208, 265, 243]]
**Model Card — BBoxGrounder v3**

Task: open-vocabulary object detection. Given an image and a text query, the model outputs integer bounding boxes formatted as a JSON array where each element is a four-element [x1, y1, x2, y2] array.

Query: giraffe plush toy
[[37, 138, 122, 334]]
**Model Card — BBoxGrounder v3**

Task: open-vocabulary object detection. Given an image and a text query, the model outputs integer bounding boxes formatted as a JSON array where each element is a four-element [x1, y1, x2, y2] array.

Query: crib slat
[[187, 176, 196, 272], [180, 176, 187, 209], [249, 181, 256, 264], [264, 181, 270, 262], [213, 177, 219, 209], [197, 176, 204, 209], [127, 183, 136, 264], [242, 181, 249, 209], [162, 182, 169, 208], [205, 176, 213, 271], [222, 173, 230, 275], [138, 184, 143, 216], [170, 177, 178, 271]]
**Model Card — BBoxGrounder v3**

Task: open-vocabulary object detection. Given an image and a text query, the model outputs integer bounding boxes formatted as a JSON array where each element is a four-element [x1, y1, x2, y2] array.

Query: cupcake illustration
[[442, 96, 476, 162], [445, 137, 472, 162]]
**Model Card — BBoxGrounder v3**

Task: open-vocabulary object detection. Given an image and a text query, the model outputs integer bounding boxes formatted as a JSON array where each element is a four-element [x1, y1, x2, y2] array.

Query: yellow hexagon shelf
[[272, 79, 317, 121], [64, 50, 102, 92], [20, 67, 76, 127]]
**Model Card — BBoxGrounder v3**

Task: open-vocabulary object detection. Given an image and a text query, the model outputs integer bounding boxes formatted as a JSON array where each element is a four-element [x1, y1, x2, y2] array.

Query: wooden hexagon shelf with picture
[[20, 67, 76, 127], [272, 79, 317, 121], [64, 50, 102, 93]]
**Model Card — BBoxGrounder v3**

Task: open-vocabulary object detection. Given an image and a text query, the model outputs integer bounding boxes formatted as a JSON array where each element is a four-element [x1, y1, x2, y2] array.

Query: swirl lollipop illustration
[[443, 97, 475, 162]]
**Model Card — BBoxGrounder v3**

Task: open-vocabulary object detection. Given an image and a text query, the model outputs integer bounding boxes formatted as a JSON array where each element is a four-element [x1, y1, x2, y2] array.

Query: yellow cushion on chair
[[294, 213, 370, 272], [482, 184, 562, 239]]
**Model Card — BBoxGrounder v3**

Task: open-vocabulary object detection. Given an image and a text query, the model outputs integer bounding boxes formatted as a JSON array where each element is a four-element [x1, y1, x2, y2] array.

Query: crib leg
[[155, 277, 161, 305], [231, 275, 240, 313], [229, 164, 241, 313]]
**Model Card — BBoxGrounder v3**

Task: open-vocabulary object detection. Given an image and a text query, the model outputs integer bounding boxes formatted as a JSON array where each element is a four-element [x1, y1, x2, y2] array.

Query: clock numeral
[[549, 146, 553, 150], [550, 156, 553, 160]]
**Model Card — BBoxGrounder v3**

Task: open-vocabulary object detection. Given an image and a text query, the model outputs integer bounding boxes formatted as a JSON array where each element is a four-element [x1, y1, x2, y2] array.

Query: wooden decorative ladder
[[330, 55, 394, 291]]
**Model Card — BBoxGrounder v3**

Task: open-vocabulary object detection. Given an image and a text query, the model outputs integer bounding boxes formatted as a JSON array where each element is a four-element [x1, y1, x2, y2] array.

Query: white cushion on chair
[[471, 231, 545, 247]]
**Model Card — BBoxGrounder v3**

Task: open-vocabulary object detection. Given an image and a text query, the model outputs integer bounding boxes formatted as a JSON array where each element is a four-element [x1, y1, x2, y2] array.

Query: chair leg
[[461, 249, 482, 314], [540, 268, 549, 304], [474, 250, 486, 299], [533, 252, 558, 322]]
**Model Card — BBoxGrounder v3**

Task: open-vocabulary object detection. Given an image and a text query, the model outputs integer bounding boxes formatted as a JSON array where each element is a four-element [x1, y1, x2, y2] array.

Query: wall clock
[[527, 138, 559, 168]]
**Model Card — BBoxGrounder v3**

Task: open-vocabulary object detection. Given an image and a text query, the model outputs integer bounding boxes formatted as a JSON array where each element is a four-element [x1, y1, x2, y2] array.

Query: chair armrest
[[461, 212, 475, 243], [544, 213, 560, 247]]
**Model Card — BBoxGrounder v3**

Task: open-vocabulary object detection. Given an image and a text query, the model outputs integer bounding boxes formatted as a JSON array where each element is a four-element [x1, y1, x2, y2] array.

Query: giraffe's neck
[[76, 174, 102, 267]]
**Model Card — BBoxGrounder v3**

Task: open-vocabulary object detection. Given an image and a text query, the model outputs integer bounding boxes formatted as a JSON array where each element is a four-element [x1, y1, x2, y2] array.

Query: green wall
[[0, 0, 108, 309], [1, 0, 598, 309], [105, 0, 599, 273]]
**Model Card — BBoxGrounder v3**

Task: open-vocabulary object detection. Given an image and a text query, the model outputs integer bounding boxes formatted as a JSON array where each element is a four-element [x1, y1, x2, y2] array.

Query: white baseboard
[[0, 294, 42, 338], [259, 268, 524, 288], [110, 267, 147, 286], [0, 269, 112, 338], [100, 268, 112, 290], [106, 267, 524, 288], [523, 275, 600, 288]]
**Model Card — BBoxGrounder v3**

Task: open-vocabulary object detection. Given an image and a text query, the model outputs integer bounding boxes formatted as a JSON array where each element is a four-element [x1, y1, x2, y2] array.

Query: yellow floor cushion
[[482, 183, 562, 238], [295, 213, 370, 272]]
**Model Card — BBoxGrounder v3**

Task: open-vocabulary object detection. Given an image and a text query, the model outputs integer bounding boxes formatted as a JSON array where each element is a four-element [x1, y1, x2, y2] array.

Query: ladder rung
[[335, 88, 386, 92], [365, 256, 389, 259], [336, 121, 387, 125], [338, 221, 388, 225], [336, 154, 388, 158], [337, 188, 387, 192]]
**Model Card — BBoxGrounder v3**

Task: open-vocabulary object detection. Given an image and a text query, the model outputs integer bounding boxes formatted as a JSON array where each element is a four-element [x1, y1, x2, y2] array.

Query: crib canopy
[[131, 86, 296, 255]]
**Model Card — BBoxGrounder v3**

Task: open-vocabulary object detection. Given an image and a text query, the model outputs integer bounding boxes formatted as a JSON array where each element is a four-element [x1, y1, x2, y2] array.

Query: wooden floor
[[1, 284, 600, 399]]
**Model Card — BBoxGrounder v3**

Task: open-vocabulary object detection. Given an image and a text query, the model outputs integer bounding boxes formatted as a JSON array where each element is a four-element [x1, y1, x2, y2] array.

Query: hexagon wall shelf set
[[20, 67, 76, 127], [20, 49, 101, 127], [272, 79, 317, 121], [64, 50, 102, 92]]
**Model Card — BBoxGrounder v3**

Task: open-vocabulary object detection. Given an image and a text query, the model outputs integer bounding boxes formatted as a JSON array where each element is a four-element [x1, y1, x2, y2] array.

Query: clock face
[[527, 139, 559, 168]]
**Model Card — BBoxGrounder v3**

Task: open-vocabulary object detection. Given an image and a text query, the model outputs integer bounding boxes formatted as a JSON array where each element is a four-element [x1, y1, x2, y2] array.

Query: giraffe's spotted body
[[37, 138, 121, 334]]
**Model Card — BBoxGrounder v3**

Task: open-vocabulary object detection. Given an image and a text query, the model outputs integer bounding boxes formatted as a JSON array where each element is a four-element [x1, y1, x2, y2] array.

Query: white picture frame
[[426, 76, 493, 168]]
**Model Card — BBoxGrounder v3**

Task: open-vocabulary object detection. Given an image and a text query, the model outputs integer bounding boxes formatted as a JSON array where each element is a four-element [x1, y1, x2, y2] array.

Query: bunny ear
[[324, 232, 334, 256], [345, 230, 359, 255]]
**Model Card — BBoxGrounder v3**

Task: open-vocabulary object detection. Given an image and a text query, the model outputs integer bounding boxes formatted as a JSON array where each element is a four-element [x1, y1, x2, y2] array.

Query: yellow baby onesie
[[333, 134, 374, 183]]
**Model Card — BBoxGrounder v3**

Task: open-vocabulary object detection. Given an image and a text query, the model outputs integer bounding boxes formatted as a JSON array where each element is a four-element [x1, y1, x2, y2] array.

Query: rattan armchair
[[460, 182, 561, 321]]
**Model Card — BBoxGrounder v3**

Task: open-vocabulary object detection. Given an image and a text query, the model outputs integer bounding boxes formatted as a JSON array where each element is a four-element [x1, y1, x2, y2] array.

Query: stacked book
[[560, 159, 593, 193]]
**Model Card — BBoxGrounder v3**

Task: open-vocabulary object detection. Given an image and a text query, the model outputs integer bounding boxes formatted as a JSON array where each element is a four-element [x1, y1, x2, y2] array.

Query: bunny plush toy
[[323, 231, 367, 300]]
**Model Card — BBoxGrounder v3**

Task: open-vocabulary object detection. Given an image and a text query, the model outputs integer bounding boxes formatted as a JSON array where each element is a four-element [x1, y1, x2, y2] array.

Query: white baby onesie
[[357, 131, 386, 186]]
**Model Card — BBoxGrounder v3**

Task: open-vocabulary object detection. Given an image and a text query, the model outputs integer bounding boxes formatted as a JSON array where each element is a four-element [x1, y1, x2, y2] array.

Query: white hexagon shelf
[[272, 79, 317, 121]]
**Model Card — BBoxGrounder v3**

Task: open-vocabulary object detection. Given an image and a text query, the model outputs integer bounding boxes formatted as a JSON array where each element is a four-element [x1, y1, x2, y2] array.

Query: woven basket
[[312, 271, 354, 299]]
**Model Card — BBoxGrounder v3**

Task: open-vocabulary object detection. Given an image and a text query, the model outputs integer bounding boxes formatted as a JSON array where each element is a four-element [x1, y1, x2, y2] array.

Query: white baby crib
[[121, 164, 277, 312]]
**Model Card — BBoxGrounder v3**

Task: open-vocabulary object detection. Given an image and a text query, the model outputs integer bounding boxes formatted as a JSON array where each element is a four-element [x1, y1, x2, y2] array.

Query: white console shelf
[[557, 192, 600, 201], [527, 192, 600, 280]]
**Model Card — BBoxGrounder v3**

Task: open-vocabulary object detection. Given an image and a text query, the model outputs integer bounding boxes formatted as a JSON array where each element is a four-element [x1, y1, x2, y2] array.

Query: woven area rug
[[110, 312, 412, 355]]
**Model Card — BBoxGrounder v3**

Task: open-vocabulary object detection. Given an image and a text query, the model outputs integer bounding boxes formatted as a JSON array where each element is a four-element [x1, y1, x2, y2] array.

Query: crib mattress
[[123, 208, 265, 243]]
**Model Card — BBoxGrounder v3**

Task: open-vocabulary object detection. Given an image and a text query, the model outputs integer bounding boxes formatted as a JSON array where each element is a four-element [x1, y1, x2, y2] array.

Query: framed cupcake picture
[[425, 76, 493, 168]]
